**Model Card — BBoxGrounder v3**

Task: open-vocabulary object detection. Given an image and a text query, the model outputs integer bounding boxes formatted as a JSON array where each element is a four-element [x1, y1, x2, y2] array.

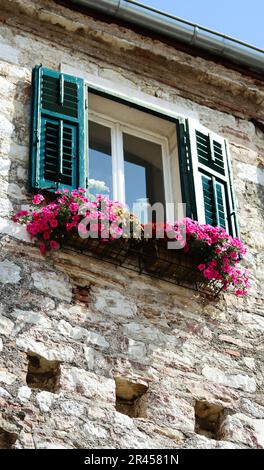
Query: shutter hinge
[[86, 176, 89, 188], [85, 98, 88, 110]]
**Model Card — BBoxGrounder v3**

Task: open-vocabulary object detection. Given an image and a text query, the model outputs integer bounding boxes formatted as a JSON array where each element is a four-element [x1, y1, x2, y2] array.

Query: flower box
[[142, 239, 205, 283], [12, 190, 249, 297], [64, 230, 139, 266]]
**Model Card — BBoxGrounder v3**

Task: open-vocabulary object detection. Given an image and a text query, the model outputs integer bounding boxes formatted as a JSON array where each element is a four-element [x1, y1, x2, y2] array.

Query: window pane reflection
[[123, 133, 165, 223], [88, 121, 113, 199]]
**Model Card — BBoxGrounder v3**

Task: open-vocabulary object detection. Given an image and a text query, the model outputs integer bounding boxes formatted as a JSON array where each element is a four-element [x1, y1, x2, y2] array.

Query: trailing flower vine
[[12, 189, 249, 296], [143, 219, 249, 296]]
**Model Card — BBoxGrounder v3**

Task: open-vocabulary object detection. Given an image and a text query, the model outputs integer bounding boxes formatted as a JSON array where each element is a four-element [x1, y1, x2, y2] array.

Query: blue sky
[[142, 0, 263, 49]]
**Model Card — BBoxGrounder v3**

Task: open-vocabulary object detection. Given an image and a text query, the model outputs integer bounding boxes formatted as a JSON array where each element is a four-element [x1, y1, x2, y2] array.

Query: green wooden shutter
[[177, 119, 197, 220], [30, 65, 86, 191], [179, 119, 239, 237], [201, 174, 227, 228]]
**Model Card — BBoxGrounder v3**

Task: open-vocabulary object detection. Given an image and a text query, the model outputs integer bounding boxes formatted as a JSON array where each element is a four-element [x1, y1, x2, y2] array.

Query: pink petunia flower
[[69, 202, 80, 213], [49, 219, 58, 228], [198, 263, 206, 271], [32, 194, 44, 205], [43, 231, 51, 240], [50, 240, 60, 250]]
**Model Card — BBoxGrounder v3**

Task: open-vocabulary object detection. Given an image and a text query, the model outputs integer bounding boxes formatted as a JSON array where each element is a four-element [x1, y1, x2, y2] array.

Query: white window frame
[[88, 109, 174, 214]]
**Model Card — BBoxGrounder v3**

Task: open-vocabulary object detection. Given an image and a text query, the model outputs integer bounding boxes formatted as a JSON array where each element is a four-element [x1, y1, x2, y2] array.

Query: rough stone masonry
[[0, 0, 264, 449]]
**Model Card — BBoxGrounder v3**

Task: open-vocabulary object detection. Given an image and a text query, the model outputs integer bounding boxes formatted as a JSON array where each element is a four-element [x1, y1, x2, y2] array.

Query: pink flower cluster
[[182, 219, 249, 296], [12, 189, 141, 254], [144, 219, 249, 296], [32, 194, 44, 205], [13, 192, 249, 297], [77, 194, 131, 240]]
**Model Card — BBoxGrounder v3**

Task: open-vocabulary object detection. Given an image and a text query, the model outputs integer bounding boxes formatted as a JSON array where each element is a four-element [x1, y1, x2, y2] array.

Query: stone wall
[[0, 0, 263, 449]]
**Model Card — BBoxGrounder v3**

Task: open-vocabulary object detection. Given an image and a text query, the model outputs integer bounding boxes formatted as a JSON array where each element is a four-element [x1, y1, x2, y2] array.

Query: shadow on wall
[[257, 162, 264, 206], [252, 120, 264, 208], [4, 78, 31, 219]]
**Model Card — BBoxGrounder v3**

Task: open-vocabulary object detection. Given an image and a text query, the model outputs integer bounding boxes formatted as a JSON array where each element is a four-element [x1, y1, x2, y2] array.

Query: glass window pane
[[88, 121, 113, 199], [123, 133, 165, 223]]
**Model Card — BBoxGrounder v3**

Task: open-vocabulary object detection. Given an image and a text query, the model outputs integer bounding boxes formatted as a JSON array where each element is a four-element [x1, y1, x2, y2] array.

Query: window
[[88, 92, 178, 222], [29, 66, 239, 237]]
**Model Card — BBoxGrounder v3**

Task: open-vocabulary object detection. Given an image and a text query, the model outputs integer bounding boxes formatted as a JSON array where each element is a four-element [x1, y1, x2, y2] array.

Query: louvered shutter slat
[[178, 119, 239, 237], [196, 129, 225, 176], [201, 175, 215, 226], [30, 65, 86, 191], [195, 129, 230, 231]]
